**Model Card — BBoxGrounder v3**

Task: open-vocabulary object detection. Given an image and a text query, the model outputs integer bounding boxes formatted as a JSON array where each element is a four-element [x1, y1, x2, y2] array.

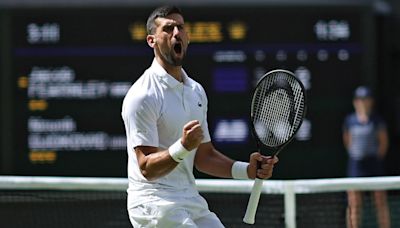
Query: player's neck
[[156, 57, 183, 82], [165, 66, 183, 82]]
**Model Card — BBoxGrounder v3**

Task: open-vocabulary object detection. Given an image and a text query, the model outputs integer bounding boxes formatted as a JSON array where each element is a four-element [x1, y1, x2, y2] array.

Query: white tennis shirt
[[122, 59, 211, 208]]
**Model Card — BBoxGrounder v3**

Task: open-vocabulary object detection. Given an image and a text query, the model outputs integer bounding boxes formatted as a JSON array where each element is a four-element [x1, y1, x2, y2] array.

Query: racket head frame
[[250, 69, 307, 155]]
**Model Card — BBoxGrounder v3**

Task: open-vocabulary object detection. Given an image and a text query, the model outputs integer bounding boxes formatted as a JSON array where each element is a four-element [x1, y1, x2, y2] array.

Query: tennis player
[[121, 5, 278, 227], [343, 86, 390, 228]]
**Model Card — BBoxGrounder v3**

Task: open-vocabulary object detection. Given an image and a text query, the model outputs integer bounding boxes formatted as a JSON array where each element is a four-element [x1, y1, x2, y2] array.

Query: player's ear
[[147, 35, 157, 48]]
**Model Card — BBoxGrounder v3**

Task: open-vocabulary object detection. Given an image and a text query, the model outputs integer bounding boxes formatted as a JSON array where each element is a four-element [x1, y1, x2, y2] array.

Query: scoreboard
[[0, 3, 377, 178]]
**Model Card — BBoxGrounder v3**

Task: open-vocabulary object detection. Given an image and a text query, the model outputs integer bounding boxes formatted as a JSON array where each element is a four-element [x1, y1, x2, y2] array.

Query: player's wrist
[[168, 139, 190, 163], [231, 161, 250, 179]]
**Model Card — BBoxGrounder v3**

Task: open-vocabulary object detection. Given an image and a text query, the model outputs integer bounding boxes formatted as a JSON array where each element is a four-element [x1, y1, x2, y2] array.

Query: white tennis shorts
[[128, 195, 225, 228]]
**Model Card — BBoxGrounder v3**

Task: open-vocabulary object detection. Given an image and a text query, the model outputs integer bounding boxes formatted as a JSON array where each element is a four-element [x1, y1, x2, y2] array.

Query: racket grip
[[243, 178, 264, 224]]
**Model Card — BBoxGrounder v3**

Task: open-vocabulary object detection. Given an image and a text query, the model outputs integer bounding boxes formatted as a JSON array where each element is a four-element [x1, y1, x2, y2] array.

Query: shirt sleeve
[[198, 84, 211, 143], [123, 90, 159, 148]]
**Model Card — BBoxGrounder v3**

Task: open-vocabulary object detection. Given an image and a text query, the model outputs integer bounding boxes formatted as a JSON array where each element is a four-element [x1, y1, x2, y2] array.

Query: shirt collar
[[150, 58, 189, 88]]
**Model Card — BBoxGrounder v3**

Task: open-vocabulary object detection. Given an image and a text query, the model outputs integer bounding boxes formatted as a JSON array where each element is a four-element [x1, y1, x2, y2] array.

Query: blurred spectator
[[343, 86, 390, 228]]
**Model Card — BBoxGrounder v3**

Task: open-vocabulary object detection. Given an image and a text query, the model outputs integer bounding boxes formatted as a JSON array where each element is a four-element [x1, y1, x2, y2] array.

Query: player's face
[[152, 13, 189, 66]]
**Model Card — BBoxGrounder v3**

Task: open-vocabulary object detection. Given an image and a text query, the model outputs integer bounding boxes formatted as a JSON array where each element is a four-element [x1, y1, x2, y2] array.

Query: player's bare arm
[[135, 146, 177, 181], [195, 143, 278, 179], [194, 142, 235, 178], [135, 120, 203, 181]]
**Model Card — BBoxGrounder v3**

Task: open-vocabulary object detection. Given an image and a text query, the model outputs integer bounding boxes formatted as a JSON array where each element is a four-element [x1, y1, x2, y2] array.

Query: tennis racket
[[243, 69, 307, 224]]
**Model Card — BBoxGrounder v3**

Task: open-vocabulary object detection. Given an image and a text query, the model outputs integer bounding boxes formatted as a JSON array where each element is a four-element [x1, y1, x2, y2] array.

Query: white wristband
[[231, 161, 250, 179], [168, 139, 190, 163]]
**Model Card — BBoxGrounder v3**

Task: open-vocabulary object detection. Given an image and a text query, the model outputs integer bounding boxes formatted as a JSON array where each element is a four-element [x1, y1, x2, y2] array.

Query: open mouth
[[174, 43, 182, 54]]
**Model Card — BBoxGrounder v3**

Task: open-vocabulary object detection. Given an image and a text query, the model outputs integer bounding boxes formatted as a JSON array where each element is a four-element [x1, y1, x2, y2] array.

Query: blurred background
[[0, 0, 399, 180]]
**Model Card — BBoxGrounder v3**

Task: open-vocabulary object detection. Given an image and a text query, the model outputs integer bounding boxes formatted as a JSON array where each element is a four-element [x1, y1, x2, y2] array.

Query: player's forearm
[[140, 151, 179, 181], [136, 148, 179, 181], [195, 148, 234, 178]]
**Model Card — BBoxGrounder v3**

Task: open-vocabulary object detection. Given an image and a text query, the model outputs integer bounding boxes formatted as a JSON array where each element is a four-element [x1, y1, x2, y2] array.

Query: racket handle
[[243, 178, 264, 224]]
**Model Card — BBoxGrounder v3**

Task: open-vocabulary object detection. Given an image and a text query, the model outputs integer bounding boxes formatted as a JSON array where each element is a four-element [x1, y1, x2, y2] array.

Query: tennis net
[[0, 176, 399, 228]]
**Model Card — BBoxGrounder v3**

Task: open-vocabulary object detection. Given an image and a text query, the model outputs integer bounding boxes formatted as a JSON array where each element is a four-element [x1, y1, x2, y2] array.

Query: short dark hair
[[146, 5, 183, 35]]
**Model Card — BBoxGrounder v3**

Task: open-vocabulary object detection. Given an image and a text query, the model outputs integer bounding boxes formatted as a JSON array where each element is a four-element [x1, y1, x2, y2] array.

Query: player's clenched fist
[[247, 153, 279, 179], [181, 120, 204, 151]]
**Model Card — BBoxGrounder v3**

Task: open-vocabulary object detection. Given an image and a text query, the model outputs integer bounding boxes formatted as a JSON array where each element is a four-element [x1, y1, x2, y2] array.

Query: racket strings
[[257, 90, 290, 144], [254, 87, 292, 145], [252, 72, 305, 147]]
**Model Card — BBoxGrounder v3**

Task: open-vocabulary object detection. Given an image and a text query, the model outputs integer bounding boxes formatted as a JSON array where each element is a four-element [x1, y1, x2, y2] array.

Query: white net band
[[1, 176, 399, 228]]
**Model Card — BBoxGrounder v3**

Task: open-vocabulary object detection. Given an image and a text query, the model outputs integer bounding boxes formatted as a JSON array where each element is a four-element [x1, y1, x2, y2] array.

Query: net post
[[284, 181, 296, 228]]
